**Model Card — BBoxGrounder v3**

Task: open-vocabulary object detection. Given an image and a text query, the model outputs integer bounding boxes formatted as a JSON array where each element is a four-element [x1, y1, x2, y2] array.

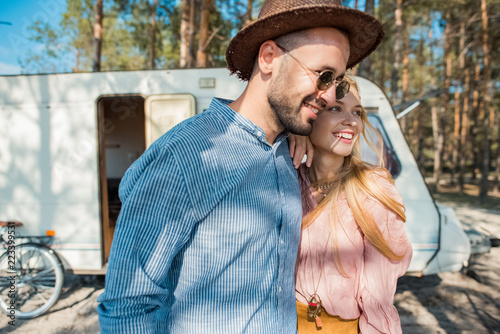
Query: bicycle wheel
[[0, 243, 64, 319]]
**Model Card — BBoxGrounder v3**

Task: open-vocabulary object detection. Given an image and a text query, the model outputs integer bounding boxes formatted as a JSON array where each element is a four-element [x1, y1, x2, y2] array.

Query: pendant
[[307, 295, 322, 321], [307, 296, 323, 330]]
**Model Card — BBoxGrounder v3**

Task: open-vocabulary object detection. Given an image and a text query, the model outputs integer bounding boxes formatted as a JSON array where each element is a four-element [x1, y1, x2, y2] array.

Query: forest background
[[1, 0, 499, 205]]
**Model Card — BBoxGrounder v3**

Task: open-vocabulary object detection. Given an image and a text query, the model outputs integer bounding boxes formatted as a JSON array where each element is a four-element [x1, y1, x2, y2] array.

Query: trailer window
[[145, 94, 196, 148], [361, 115, 402, 178]]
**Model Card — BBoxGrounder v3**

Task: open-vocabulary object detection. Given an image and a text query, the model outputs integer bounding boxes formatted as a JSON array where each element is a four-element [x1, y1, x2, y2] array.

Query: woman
[[291, 76, 412, 333]]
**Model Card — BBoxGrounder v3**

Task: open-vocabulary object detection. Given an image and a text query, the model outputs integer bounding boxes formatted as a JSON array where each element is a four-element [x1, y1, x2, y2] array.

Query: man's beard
[[267, 72, 314, 136]]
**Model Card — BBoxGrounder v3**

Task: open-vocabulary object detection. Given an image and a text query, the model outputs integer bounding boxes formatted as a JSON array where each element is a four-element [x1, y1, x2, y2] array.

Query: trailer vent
[[199, 78, 216, 89]]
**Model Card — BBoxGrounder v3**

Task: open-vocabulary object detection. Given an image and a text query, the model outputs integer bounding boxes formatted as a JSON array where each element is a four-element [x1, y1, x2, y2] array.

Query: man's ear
[[257, 41, 280, 76]]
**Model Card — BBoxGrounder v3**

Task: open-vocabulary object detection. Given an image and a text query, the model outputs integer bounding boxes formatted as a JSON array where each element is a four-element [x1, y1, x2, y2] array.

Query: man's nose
[[318, 85, 337, 107]]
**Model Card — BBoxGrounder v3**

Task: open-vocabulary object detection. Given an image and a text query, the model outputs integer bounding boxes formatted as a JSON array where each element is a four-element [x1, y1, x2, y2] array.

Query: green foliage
[[342, 0, 499, 183], [14, 0, 499, 200], [20, 20, 68, 74], [205, 3, 235, 67], [20, 0, 249, 72]]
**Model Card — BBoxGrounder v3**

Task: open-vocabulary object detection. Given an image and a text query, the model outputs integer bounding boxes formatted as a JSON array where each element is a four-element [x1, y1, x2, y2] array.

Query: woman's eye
[[353, 110, 362, 117], [330, 106, 341, 112]]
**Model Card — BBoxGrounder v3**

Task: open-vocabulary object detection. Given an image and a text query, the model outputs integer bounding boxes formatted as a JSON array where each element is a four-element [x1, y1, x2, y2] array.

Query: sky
[[0, 0, 67, 75]]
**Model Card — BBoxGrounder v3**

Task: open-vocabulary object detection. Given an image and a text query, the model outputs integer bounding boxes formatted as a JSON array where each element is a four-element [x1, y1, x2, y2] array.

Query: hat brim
[[226, 6, 384, 81]]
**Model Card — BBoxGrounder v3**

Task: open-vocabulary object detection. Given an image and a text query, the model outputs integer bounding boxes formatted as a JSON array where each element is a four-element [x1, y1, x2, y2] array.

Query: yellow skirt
[[296, 301, 359, 334]]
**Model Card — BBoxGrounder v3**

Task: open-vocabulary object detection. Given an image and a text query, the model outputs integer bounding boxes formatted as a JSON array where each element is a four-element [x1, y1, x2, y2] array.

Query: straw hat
[[226, 0, 384, 81]]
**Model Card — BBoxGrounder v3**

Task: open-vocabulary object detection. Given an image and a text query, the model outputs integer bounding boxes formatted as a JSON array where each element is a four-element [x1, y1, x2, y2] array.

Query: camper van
[[0, 68, 472, 317]]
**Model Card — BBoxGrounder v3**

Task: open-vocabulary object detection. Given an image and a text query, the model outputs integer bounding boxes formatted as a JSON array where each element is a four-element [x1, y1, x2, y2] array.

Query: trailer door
[[145, 94, 196, 148]]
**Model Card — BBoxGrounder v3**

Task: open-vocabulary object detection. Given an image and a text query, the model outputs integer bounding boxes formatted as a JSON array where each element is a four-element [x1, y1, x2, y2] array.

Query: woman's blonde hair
[[302, 76, 407, 276]]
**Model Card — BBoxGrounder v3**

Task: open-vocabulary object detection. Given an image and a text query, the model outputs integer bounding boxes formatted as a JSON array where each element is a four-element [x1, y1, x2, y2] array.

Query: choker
[[306, 168, 336, 197]]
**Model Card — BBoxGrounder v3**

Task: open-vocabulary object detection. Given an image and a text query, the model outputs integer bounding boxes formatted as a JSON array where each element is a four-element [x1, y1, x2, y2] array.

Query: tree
[[459, 63, 471, 194], [355, 0, 374, 78], [196, 0, 213, 67], [390, 0, 403, 107], [479, 0, 492, 203], [452, 22, 466, 186], [150, 0, 158, 70], [21, 21, 69, 74], [245, 0, 254, 26], [437, 10, 452, 187], [180, 0, 192, 67], [93, 0, 103, 71]]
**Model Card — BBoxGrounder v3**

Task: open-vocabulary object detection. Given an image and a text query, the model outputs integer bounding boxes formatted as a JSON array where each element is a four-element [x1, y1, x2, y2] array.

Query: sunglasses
[[275, 43, 350, 100]]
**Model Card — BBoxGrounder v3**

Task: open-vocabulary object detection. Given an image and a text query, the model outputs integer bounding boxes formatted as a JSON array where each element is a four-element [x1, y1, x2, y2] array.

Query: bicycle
[[0, 220, 65, 319]]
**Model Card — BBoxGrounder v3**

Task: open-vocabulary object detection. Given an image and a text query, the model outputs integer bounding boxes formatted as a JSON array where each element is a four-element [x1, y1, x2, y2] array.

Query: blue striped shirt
[[97, 98, 302, 333]]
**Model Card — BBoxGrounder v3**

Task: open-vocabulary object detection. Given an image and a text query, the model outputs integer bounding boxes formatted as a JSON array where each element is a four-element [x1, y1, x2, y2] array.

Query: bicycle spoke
[[35, 291, 49, 304], [32, 277, 56, 284], [24, 250, 43, 273], [32, 266, 56, 278], [18, 250, 31, 272]]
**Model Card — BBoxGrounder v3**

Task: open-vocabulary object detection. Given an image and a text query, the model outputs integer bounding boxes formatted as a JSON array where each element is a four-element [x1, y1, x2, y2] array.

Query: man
[[97, 0, 383, 333]]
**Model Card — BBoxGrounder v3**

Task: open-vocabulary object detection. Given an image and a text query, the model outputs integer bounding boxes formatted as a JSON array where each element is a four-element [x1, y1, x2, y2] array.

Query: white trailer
[[0, 68, 471, 276]]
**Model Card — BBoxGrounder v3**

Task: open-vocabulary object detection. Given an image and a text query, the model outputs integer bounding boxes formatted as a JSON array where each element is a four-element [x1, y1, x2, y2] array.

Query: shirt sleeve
[[97, 146, 195, 334], [357, 176, 413, 334]]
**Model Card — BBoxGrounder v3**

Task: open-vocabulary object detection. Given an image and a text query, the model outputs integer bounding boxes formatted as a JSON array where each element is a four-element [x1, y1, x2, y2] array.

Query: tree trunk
[[479, 0, 491, 204], [438, 11, 451, 186], [187, 0, 197, 68], [92, 0, 103, 72], [432, 102, 442, 187], [400, 25, 410, 134], [180, 0, 191, 68], [454, 22, 465, 188], [451, 87, 461, 184], [73, 48, 80, 73], [245, 0, 253, 26], [459, 65, 471, 194], [411, 110, 423, 167], [365, 0, 375, 15], [471, 63, 481, 181], [356, 0, 374, 78], [376, 5, 386, 94], [378, 46, 386, 95], [196, 0, 212, 67], [149, 0, 157, 70], [495, 111, 500, 194], [429, 17, 442, 187], [412, 37, 425, 167], [390, 0, 403, 107]]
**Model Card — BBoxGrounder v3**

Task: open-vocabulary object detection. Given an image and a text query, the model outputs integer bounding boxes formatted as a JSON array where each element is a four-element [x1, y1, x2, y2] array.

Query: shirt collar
[[210, 97, 289, 146]]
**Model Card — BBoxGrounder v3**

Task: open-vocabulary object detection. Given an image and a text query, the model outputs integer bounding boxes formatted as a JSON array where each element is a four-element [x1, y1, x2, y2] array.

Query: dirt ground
[[395, 201, 500, 334], [1, 198, 499, 333]]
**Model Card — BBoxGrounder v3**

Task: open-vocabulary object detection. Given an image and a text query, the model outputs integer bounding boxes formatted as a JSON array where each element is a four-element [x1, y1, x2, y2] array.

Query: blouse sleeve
[[357, 174, 413, 334]]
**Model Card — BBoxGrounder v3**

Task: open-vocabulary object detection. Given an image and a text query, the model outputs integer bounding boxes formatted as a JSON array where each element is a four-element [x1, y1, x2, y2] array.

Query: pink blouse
[[295, 164, 412, 334]]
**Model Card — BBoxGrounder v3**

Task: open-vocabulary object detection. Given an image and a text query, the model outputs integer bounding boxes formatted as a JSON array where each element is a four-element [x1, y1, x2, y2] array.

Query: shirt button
[[278, 286, 282, 292], [256, 131, 262, 137], [280, 239, 284, 245]]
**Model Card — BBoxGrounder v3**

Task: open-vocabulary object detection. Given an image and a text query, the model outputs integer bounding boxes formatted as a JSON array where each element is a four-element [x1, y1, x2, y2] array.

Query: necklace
[[306, 168, 335, 198], [306, 229, 331, 330]]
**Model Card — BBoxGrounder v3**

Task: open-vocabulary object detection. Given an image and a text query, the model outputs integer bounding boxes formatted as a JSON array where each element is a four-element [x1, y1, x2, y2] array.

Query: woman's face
[[309, 87, 364, 158]]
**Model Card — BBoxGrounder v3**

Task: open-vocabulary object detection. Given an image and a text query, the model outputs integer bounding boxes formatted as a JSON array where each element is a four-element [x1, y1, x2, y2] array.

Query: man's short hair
[[250, 28, 349, 78]]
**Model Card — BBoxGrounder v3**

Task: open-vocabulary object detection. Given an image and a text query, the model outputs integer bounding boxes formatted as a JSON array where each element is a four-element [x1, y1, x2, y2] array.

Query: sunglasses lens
[[317, 71, 334, 90], [336, 81, 350, 100]]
